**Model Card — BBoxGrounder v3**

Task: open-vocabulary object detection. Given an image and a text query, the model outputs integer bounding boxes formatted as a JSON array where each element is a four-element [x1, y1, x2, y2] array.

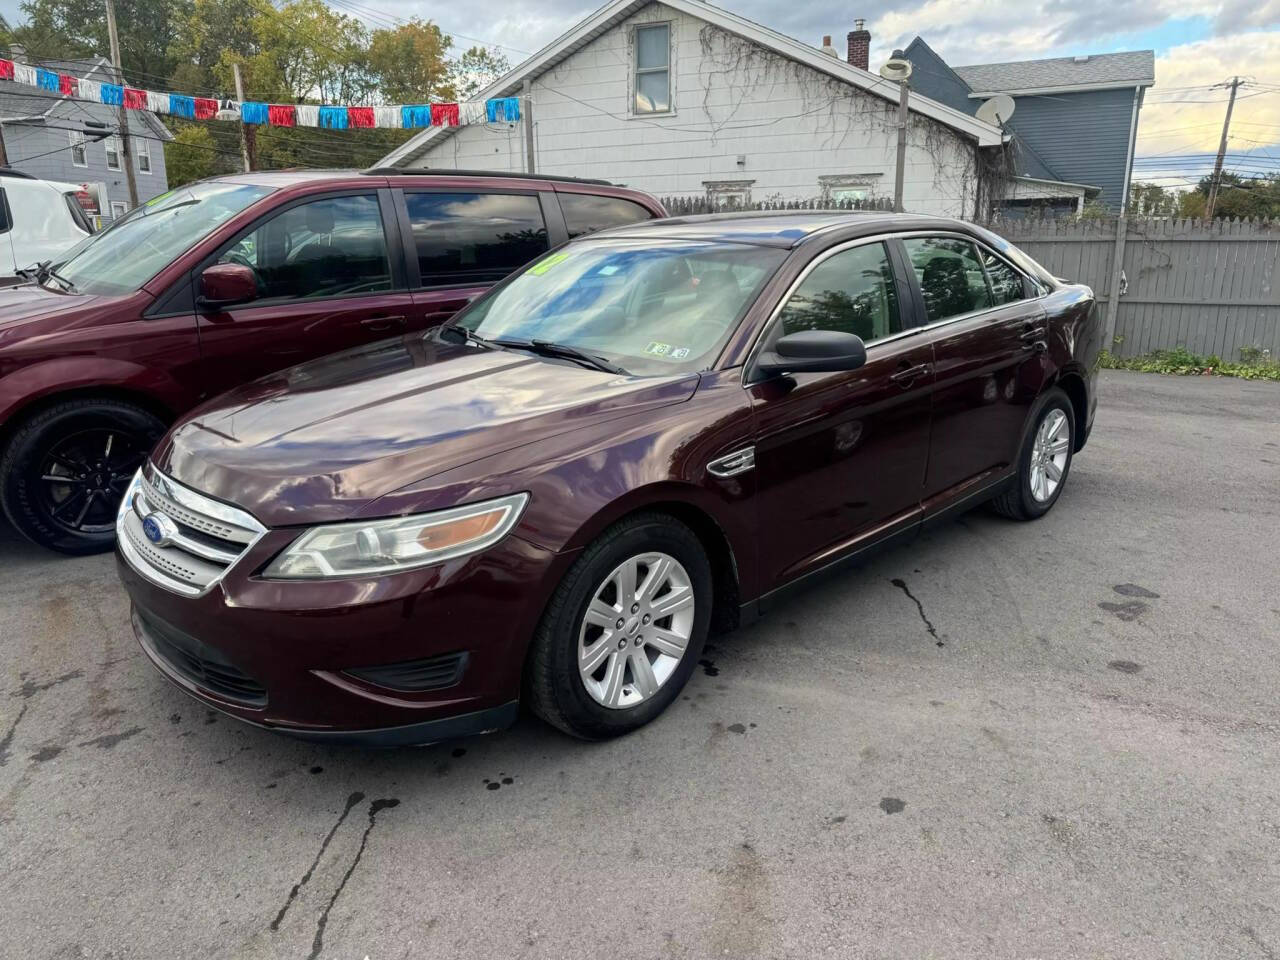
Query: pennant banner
[[0, 56, 523, 132]]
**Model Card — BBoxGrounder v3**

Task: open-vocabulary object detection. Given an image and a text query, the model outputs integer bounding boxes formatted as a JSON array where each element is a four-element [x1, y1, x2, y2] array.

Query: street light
[[880, 50, 913, 213]]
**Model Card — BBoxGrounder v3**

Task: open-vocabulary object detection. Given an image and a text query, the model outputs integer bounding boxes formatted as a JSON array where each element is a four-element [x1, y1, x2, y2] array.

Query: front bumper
[[117, 523, 571, 744]]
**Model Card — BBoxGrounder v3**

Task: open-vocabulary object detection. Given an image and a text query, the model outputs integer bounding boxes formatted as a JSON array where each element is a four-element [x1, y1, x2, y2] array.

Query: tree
[[1192, 171, 1280, 220], [4, 0, 188, 84], [1127, 181, 1178, 218], [450, 45, 509, 101], [242, 0, 371, 104], [368, 19, 452, 104], [164, 121, 217, 186]]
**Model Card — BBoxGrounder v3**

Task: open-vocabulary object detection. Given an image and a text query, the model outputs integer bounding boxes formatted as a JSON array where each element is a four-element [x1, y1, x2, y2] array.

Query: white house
[[380, 0, 1009, 217]]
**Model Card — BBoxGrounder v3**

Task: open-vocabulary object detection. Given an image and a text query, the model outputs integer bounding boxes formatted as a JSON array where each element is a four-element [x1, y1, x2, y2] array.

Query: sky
[[4, 0, 1277, 187], [336, 0, 1280, 189]]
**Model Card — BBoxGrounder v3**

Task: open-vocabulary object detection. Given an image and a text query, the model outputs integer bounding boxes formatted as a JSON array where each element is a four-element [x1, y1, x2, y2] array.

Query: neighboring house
[[380, 0, 1009, 218], [905, 39, 1154, 216], [0, 46, 173, 220]]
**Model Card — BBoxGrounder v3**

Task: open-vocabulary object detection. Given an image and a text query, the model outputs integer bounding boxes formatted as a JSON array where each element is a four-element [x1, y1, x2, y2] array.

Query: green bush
[[1101, 345, 1280, 381]]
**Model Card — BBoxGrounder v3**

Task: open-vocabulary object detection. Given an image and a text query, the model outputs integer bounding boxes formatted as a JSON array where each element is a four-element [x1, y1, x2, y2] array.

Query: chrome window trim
[[741, 228, 1045, 387]]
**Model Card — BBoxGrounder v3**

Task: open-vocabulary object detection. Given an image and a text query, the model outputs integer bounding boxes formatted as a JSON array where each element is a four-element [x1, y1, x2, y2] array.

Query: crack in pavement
[[0, 703, 29, 766], [272, 791, 366, 931], [890, 578, 944, 647], [308, 798, 400, 960], [16, 670, 84, 700]]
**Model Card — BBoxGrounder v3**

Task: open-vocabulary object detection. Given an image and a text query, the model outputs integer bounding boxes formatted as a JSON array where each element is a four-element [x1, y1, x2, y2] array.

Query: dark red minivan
[[116, 211, 1101, 746], [0, 170, 666, 553]]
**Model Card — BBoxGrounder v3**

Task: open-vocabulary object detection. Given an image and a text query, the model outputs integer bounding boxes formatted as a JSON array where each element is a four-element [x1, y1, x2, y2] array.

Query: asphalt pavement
[[2, 369, 1278, 960]]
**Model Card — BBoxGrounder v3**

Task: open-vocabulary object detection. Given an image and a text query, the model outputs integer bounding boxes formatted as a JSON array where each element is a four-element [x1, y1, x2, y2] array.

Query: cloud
[[1135, 30, 1280, 184]]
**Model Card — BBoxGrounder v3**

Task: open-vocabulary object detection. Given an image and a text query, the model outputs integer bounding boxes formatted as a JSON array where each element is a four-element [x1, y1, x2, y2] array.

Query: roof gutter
[[967, 79, 1155, 98]]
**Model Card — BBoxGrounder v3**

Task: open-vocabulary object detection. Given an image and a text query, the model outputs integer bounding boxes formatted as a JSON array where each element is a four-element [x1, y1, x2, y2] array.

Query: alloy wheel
[[1029, 409, 1070, 503], [37, 429, 146, 534], [578, 551, 695, 709]]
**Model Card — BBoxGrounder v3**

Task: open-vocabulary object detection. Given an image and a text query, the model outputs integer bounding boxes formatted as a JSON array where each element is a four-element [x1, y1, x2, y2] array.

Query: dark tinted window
[[777, 242, 901, 342], [404, 192, 549, 287], [560, 193, 653, 238], [981, 248, 1026, 306], [902, 237, 992, 322], [218, 194, 391, 302]]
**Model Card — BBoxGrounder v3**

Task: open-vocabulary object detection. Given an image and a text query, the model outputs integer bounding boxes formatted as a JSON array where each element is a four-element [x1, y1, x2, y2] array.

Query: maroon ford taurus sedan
[[116, 212, 1100, 744]]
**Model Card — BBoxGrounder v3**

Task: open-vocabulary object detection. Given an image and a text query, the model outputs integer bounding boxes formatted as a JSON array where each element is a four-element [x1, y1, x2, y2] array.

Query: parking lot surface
[[2, 370, 1279, 960]]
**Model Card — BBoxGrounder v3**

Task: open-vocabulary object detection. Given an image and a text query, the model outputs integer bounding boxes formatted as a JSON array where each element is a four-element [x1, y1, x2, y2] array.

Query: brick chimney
[[847, 18, 870, 71], [820, 35, 838, 57]]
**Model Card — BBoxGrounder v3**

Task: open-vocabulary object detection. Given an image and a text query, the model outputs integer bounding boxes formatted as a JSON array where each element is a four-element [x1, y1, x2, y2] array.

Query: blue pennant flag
[[318, 105, 348, 129], [99, 83, 124, 106], [240, 101, 269, 125], [485, 97, 521, 122], [169, 94, 196, 118], [36, 68, 59, 92]]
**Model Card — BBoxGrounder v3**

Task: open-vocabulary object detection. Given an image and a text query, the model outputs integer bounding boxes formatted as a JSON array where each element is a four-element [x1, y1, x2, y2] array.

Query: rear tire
[[1, 398, 164, 555], [991, 387, 1074, 521], [526, 512, 712, 740]]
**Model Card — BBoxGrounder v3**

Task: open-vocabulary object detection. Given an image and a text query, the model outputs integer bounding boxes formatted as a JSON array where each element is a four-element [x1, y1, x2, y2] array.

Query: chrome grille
[[117, 466, 266, 597]]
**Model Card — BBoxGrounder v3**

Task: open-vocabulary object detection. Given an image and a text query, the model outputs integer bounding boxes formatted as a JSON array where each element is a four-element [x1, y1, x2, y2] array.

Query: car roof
[[208, 168, 619, 191], [583, 210, 971, 248]]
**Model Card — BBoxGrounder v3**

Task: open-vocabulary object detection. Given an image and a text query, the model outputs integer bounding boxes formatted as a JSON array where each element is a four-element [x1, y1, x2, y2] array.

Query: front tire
[[991, 387, 1074, 521], [526, 512, 712, 740], [1, 399, 164, 555]]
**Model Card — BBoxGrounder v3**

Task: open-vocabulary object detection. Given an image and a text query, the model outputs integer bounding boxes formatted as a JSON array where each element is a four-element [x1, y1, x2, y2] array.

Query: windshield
[[53, 181, 274, 295], [457, 239, 786, 376]]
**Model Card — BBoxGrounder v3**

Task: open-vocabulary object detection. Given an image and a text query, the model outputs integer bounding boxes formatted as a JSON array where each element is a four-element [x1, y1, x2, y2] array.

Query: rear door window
[[902, 236, 992, 323], [979, 247, 1027, 306], [403, 192, 549, 287], [559, 193, 654, 238]]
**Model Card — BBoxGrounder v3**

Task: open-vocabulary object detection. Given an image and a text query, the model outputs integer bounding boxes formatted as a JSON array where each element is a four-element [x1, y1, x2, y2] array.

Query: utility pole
[[893, 79, 909, 212], [0, 125, 8, 167], [104, 0, 139, 208], [232, 62, 255, 172], [1205, 76, 1240, 220], [523, 77, 535, 174]]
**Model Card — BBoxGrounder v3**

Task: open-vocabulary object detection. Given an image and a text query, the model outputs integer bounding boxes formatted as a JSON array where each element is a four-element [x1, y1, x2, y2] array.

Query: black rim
[[35, 428, 147, 535]]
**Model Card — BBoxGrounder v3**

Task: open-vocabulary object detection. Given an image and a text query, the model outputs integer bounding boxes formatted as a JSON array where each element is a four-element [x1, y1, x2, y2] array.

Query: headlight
[[262, 493, 529, 579]]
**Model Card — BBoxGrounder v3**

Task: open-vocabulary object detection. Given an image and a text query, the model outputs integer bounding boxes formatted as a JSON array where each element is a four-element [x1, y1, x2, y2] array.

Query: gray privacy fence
[[658, 199, 1279, 360], [989, 217, 1280, 360]]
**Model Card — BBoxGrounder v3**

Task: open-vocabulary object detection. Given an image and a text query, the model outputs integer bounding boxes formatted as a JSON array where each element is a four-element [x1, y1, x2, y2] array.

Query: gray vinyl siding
[[1005, 88, 1137, 211], [1, 98, 169, 209], [903, 39, 976, 116]]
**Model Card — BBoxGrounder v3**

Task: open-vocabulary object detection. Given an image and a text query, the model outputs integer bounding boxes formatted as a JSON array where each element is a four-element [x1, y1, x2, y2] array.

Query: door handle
[[361, 314, 406, 332], [1020, 323, 1048, 353], [1020, 326, 1047, 342], [889, 362, 930, 385]]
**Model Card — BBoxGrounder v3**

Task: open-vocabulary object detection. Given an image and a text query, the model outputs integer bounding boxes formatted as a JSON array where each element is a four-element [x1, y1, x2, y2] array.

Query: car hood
[[0, 283, 100, 328], [153, 335, 699, 527]]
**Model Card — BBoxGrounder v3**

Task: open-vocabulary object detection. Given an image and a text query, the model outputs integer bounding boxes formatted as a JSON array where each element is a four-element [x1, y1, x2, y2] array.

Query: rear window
[[559, 193, 654, 238], [403, 192, 549, 287]]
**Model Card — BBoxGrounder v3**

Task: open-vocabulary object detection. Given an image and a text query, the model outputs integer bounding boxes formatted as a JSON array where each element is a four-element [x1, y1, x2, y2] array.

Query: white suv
[[0, 170, 94, 282]]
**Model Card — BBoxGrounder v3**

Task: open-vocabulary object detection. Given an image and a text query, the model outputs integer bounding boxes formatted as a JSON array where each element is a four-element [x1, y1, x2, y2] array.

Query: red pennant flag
[[194, 97, 218, 119], [59, 74, 76, 96], [124, 87, 147, 109], [431, 103, 459, 127], [347, 106, 375, 128], [268, 104, 296, 127], [0, 59, 16, 81]]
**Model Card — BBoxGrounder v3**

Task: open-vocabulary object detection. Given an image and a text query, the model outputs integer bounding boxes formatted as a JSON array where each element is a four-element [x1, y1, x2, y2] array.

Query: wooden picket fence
[[656, 199, 1279, 361]]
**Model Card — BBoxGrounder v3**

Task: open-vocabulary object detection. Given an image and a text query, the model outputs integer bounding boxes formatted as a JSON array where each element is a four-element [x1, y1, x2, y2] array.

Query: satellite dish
[[879, 55, 913, 82], [976, 94, 1016, 127]]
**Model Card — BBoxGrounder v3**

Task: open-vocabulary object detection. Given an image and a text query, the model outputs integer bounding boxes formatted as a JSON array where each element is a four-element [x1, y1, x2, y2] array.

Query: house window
[[703, 179, 754, 210], [634, 23, 671, 114], [137, 138, 151, 174], [105, 136, 121, 171], [819, 174, 881, 207], [110, 201, 128, 219], [69, 131, 87, 167]]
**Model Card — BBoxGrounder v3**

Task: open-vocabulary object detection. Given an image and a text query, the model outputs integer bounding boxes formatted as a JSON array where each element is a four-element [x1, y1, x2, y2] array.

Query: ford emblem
[[141, 512, 178, 547]]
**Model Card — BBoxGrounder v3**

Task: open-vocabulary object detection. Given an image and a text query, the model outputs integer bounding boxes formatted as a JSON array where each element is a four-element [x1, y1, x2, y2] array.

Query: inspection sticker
[[644, 341, 672, 356], [528, 252, 570, 275]]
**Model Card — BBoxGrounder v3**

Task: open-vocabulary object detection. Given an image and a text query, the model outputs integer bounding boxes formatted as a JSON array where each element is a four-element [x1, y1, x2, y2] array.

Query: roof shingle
[[954, 50, 1154, 93]]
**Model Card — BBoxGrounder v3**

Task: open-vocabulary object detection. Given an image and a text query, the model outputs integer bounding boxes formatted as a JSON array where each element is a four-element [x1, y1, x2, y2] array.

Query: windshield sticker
[[528, 252, 570, 276], [644, 342, 689, 359]]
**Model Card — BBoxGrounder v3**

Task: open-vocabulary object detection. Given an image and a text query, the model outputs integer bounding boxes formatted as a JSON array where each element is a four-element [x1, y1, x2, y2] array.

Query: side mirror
[[198, 263, 257, 309], [755, 330, 867, 376]]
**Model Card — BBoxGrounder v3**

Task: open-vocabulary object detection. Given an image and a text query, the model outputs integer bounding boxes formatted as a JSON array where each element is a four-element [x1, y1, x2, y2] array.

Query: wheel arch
[[1051, 366, 1089, 452], [558, 484, 746, 636], [0, 383, 175, 458]]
